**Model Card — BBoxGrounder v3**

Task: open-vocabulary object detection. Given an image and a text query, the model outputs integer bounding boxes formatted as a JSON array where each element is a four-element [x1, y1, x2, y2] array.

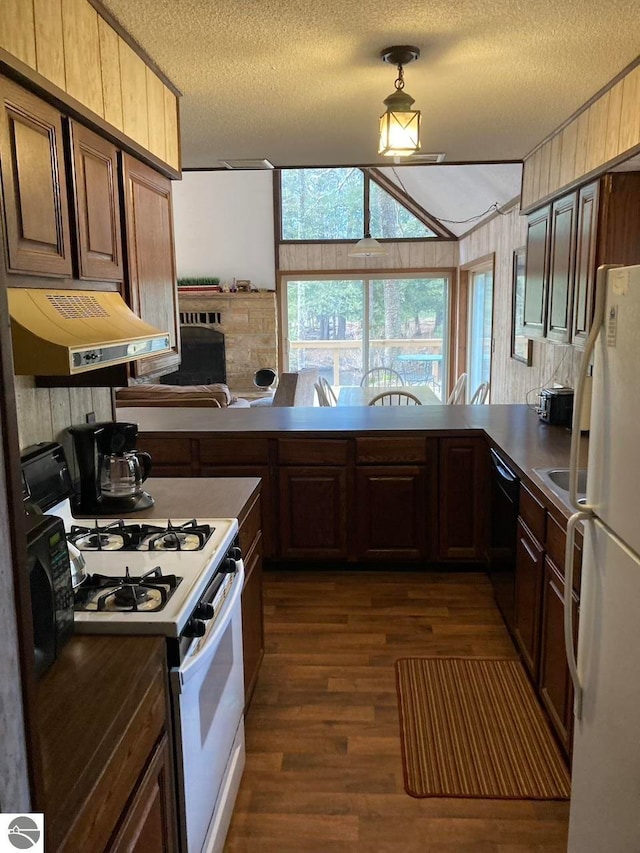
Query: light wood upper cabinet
[[0, 0, 36, 69], [0, 0, 180, 172], [0, 77, 72, 277], [34, 0, 65, 89], [119, 38, 149, 149], [98, 17, 124, 132], [68, 121, 124, 282], [164, 87, 180, 170], [146, 67, 166, 162], [61, 0, 104, 118]]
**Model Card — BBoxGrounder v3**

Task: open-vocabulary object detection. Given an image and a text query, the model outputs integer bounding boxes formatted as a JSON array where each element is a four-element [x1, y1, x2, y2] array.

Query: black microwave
[[26, 514, 74, 676]]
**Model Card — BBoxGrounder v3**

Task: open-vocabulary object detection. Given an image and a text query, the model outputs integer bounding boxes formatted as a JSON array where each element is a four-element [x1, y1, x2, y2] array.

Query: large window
[[280, 168, 364, 240], [283, 275, 450, 399], [279, 168, 439, 241]]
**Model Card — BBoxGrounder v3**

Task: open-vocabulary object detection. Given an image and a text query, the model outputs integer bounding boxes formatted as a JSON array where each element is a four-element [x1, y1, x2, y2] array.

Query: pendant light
[[348, 232, 387, 257], [378, 46, 421, 157]]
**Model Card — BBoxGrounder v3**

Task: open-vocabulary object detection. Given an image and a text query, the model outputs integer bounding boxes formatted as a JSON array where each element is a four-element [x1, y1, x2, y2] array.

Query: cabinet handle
[[564, 510, 592, 719]]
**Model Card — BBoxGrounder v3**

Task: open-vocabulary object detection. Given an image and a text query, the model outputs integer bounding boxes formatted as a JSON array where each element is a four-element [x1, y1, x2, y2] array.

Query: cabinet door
[[539, 558, 578, 757], [356, 466, 428, 561], [68, 121, 123, 281], [572, 182, 599, 346], [279, 466, 348, 559], [438, 437, 487, 561], [0, 77, 72, 276], [547, 192, 577, 344], [514, 518, 544, 680], [522, 206, 551, 339], [122, 153, 180, 379], [108, 733, 177, 853], [242, 536, 264, 711]]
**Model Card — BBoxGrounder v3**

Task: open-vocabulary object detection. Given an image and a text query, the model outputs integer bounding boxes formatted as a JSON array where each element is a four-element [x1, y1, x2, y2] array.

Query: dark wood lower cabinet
[[108, 734, 177, 853], [539, 558, 578, 755], [514, 518, 544, 680], [356, 466, 428, 560], [438, 437, 487, 560], [279, 466, 348, 559]]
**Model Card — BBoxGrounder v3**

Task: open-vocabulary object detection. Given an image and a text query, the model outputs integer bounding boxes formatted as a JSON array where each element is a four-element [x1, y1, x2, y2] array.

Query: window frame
[[275, 168, 456, 244], [278, 271, 453, 393]]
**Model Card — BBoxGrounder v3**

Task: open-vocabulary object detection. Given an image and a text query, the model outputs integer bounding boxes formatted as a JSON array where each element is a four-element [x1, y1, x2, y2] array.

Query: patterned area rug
[[395, 657, 571, 799]]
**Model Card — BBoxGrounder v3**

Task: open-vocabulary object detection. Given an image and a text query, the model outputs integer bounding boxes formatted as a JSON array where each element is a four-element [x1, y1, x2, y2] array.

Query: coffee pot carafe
[[69, 421, 154, 513], [100, 449, 152, 500]]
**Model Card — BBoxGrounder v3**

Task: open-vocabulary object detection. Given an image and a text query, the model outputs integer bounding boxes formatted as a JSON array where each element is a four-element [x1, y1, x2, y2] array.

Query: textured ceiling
[[103, 0, 640, 168]]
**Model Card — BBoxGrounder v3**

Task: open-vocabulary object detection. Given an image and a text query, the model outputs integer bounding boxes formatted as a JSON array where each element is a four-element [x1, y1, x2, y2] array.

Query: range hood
[[8, 289, 172, 376]]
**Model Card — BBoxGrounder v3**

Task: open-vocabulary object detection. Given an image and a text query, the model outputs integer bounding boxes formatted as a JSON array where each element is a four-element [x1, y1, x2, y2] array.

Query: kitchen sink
[[533, 467, 588, 502]]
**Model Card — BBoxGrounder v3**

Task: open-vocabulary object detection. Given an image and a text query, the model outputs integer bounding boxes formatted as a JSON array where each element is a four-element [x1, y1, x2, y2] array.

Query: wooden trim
[[523, 55, 640, 161], [278, 267, 457, 279], [366, 167, 458, 240], [86, 0, 182, 97], [457, 194, 522, 240], [278, 237, 452, 245], [0, 263, 44, 806], [520, 144, 640, 214], [363, 170, 371, 235], [273, 170, 283, 244], [0, 50, 180, 179], [182, 159, 523, 171], [459, 252, 494, 272]]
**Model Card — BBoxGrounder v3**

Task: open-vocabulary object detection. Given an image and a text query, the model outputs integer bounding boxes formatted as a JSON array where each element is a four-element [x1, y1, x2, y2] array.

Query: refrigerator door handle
[[568, 265, 614, 511], [565, 510, 593, 720]]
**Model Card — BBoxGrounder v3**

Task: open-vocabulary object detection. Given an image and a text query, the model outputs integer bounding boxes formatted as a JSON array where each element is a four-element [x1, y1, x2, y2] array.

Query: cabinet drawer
[[546, 513, 582, 593], [200, 438, 269, 465], [520, 483, 546, 543], [138, 437, 192, 466], [279, 438, 349, 465], [239, 494, 262, 555], [355, 437, 428, 464]]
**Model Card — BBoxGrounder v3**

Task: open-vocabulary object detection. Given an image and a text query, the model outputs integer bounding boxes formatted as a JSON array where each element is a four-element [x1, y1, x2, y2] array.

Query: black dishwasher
[[488, 448, 520, 633]]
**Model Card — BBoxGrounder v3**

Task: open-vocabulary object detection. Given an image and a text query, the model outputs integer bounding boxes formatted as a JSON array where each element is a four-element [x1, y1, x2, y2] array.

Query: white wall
[[172, 171, 276, 290]]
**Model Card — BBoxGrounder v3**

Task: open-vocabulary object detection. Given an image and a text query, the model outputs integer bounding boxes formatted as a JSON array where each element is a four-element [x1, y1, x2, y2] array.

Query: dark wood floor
[[225, 570, 570, 852]]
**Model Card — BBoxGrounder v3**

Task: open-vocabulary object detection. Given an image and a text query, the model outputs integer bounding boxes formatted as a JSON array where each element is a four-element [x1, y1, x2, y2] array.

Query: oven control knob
[[222, 556, 237, 573], [184, 618, 206, 638], [194, 602, 214, 620], [230, 546, 242, 561]]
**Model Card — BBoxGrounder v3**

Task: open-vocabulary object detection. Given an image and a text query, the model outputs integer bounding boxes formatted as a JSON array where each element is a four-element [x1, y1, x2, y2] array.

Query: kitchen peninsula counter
[[119, 404, 586, 519]]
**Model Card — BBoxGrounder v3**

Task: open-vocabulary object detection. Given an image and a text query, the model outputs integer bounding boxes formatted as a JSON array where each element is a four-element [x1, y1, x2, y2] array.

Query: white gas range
[[22, 443, 246, 853]]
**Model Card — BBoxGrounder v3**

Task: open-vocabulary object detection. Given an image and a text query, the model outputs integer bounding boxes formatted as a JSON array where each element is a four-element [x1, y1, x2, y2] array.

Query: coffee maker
[[69, 421, 154, 513]]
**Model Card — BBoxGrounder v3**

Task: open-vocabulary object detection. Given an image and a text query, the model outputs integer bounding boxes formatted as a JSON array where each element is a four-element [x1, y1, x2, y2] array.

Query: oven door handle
[[174, 559, 244, 690]]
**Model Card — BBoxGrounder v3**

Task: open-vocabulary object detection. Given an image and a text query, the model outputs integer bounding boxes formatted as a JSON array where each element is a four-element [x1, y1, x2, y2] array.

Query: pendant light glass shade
[[348, 233, 387, 257], [378, 91, 421, 156]]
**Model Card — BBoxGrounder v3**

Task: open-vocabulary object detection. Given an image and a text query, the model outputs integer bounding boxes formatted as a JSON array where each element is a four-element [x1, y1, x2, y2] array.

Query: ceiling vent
[[407, 152, 446, 163], [218, 158, 275, 170]]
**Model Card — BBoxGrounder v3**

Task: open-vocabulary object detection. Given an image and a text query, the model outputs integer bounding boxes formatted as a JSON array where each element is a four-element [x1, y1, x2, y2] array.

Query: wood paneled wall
[[278, 241, 458, 272], [0, 0, 180, 170], [14, 377, 112, 476], [459, 206, 583, 404], [522, 61, 640, 211]]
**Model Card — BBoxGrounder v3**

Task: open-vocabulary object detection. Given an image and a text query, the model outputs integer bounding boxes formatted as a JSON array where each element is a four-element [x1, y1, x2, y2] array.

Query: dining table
[[396, 353, 443, 384], [337, 385, 442, 406]]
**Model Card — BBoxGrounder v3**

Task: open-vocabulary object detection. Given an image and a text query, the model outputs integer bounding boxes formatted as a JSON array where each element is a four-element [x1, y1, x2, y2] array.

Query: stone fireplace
[[173, 291, 278, 393]]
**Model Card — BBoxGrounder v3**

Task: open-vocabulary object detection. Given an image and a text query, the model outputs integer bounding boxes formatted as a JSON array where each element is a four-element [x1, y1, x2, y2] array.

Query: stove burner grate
[[75, 566, 182, 613], [68, 519, 214, 552]]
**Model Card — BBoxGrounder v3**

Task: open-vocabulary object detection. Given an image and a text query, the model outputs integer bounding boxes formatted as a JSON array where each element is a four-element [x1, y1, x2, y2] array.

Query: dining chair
[[314, 381, 331, 406], [470, 381, 490, 405], [319, 376, 338, 406], [360, 367, 405, 388], [446, 373, 468, 404], [368, 390, 422, 406]]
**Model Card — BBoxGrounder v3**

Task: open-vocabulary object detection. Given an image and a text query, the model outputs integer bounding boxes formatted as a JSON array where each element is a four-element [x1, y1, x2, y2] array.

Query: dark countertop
[[73, 476, 262, 524], [118, 403, 587, 520]]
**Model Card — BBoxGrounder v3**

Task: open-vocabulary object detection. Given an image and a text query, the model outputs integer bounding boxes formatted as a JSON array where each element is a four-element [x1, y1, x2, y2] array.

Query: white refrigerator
[[565, 264, 640, 852]]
